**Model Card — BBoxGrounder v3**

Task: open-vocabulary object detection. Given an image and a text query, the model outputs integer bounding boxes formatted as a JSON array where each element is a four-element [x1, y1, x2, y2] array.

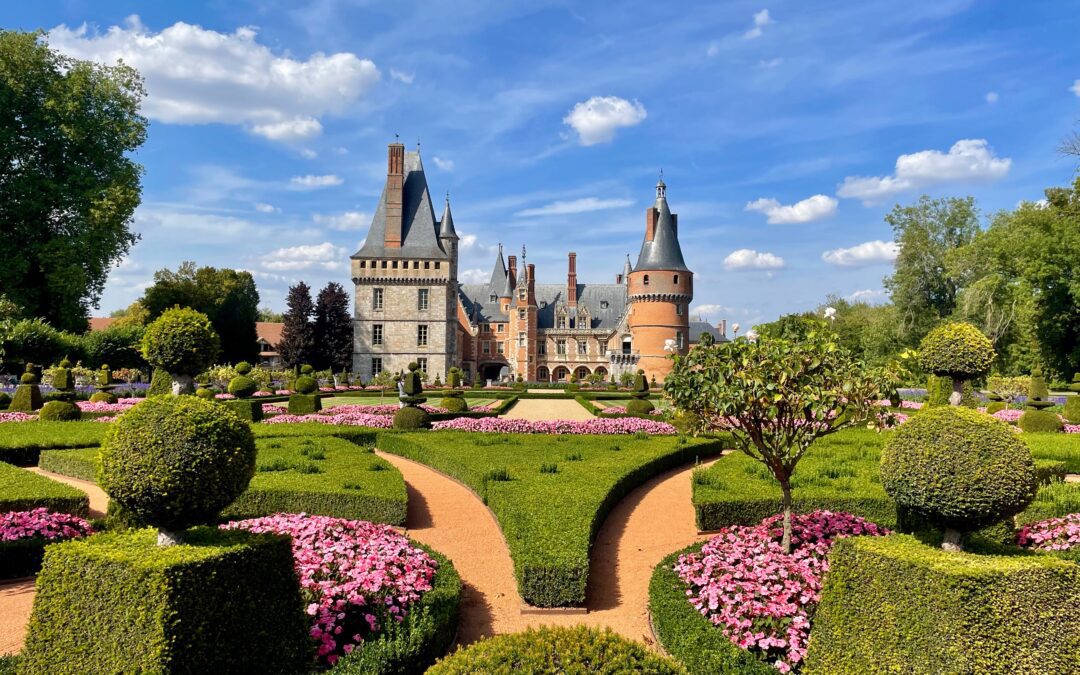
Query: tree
[[141, 262, 259, 364], [256, 307, 284, 323], [312, 282, 352, 372], [82, 323, 145, 369], [109, 301, 150, 328], [664, 322, 892, 552], [0, 31, 146, 332], [278, 282, 315, 368], [140, 307, 220, 394]]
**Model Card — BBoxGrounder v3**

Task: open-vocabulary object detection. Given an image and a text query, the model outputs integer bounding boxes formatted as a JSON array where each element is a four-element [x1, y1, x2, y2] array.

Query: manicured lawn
[[379, 431, 725, 606], [0, 461, 88, 517], [1024, 433, 1080, 472], [0, 421, 107, 465]]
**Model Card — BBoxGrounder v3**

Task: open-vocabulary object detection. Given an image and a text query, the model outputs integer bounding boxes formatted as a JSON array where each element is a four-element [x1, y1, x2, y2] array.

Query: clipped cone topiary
[[1027, 367, 1050, 406], [394, 363, 430, 429], [9, 363, 43, 412], [627, 369, 655, 415], [1064, 395, 1080, 424], [880, 406, 1037, 551], [147, 367, 171, 397], [1018, 409, 1063, 433]]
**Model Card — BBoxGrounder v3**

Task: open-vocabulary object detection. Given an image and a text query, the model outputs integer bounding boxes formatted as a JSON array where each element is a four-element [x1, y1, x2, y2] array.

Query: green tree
[[141, 262, 259, 364], [256, 307, 284, 323], [312, 282, 352, 371], [82, 323, 145, 369], [278, 282, 315, 368], [0, 31, 146, 332]]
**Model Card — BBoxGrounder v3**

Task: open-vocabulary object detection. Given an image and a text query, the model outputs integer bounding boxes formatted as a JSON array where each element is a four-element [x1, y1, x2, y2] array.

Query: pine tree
[[313, 282, 353, 371], [278, 282, 314, 368]]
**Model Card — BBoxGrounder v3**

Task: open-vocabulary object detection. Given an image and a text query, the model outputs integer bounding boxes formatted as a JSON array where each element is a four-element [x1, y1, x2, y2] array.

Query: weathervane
[[521, 245, 527, 261]]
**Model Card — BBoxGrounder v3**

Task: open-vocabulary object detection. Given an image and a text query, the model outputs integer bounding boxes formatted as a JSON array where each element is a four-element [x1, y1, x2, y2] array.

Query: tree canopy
[[313, 282, 352, 372], [278, 282, 315, 369]]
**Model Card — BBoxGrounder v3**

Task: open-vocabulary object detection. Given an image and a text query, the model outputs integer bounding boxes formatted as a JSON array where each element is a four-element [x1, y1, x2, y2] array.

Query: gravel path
[[500, 398, 594, 421], [26, 468, 109, 519]]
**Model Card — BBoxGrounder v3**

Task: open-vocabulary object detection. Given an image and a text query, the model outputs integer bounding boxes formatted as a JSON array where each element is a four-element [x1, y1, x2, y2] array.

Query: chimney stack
[[384, 142, 405, 248], [720, 319, 727, 338], [508, 255, 517, 290], [567, 252, 578, 307], [645, 207, 658, 242]]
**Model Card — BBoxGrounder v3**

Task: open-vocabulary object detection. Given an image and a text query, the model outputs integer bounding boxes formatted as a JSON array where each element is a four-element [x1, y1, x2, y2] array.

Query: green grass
[[1024, 433, 1080, 472], [378, 431, 724, 607], [0, 460, 89, 517], [0, 421, 107, 466]]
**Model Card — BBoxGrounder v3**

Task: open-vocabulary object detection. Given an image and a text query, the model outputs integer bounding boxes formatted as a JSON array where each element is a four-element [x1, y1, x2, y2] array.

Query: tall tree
[[313, 282, 353, 371], [884, 196, 980, 344], [0, 31, 147, 332], [141, 262, 259, 364], [278, 282, 315, 368]]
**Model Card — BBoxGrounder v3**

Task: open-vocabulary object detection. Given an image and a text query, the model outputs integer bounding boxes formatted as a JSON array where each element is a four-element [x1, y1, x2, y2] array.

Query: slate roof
[[689, 320, 729, 343], [635, 181, 689, 272], [458, 283, 628, 331], [354, 151, 449, 259]]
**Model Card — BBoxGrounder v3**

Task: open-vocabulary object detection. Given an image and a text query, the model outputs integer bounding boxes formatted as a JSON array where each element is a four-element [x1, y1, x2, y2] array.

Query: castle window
[[497, 324, 504, 333], [371, 358, 383, 375], [417, 357, 428, 373], [674, 274, 679, 284], [360, 261, 366, 268], [557, 339, 566, 355], [482, 341, 490, 354], [518, 309, 525, 320], [373, 288, 384, 311], [676, 304, 683, 316], [417, 324, 429, 347], [413, 261, 420, 269], [497, 341, 505, 354], [519, 290, 525, 300], [577, 340, 587, 355], [518, 332, 526, 347], [537, 366, 549, 381], [483, 323, 491, 333], [435, 262, 441, 269], [557, 316, 566, 329], [676, 331, 684, 349], [372, 324, 383, 346], [490, 294, 497, 302], [381, 260, 388, 269], [643, 275, 650, 286], [392, 261, 398, 269], [538, 341, 546, 355], [418, 288, 429, 311], [425, 261, 431, 270], [600, 341, 608, 356], [600, 300, 608, 309]]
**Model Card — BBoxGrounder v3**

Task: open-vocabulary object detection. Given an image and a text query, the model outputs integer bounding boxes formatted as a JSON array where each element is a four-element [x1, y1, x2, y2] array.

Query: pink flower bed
[[253, 391, 274, 397], [992, 409, 1023, 423], [675, 511, 889, 672], [1018, 513, 1080, 552], [1066, 424, 1080, 434], [262, 412, 394, 428], [1, 508, 93, 542], [431, 416, 677, 434], [222, 514, 438, 666], [275, 389, 293, 395], [0, 412, 36, 422], [214, 392, 236, 400], [77, 399, 140, 413]]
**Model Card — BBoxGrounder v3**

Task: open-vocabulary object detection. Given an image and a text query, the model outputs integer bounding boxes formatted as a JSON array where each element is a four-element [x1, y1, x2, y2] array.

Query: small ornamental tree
[[664, 322, 891, 552], [986, 374, 1030, 410], [140, 307, 221, 394], [918, 322, 995, 406]]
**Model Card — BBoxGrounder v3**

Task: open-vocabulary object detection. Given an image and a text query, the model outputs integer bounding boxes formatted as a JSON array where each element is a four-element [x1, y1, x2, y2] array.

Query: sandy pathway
[[500, 398, 594, 421], [26, 468, 109, 518]]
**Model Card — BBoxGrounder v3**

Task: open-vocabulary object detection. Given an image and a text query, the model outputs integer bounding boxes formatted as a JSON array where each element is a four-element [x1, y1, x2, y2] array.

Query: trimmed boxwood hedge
[[38, 447, 98, 482], [287, 393, 322, 415], [329, 544, 461, 674], [0, 461, 88, 517], [1018, 409, 1063, 433], [804, 534, 1080, 674], [21, 527, 312, 674], [649, 543, 775, 674], [0, 421, 107, 466]]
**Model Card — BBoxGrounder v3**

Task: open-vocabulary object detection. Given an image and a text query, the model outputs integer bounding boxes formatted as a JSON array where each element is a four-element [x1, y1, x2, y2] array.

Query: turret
[[439, 194, 459, 281]]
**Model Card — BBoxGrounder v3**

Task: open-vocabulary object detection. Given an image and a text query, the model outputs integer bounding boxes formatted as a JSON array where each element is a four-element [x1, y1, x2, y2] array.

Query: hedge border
[[0, 461, 89, 518]]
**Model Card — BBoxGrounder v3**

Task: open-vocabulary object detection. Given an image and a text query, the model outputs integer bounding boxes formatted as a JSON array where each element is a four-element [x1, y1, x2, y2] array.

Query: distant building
[[351, 140, 724, 384]]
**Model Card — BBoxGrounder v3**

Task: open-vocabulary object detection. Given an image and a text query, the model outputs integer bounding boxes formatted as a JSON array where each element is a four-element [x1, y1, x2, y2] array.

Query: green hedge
[[1035, 458, 1067, 484], [0, 461, 88, 517], [649, 543, 775, 674], [21, 528, 312, 674], [0, 421, 107, 466], [287, 393, 321, 415], [329, 545, 461, 674], [38, 447, 98, 481], [251, 424, 378, 445], [378, 432, 724, 607], [1023, 433, 1080, 472], [224, 398, 263, 422], [804, 534, 1080, 674], [1018, 409, 1063, 433]]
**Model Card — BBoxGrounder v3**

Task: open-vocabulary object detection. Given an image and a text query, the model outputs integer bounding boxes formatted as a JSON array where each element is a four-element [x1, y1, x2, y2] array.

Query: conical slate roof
[[354, 150, 448, 259], [634, 179, 689, 272], [439, 195, 458, 240]]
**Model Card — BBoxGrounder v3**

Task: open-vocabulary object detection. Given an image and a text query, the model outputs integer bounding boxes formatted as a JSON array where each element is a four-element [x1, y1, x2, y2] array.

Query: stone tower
[[626, 177, 692, 382]]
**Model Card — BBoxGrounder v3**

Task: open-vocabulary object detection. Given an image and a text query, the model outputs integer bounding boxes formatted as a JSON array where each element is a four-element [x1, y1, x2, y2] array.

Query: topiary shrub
[[140, 307, 221, 394], [447, 367, 462, 389], [924, 374, 950, 407], [287, 393, 321, 415], [393, 404, 430, 431], [225, 399, 263, 423], [300, 364, 314, 375], [147, 367, 171, 396], [1064, 396, 1080, 424], [918, 322, 995, 405], [38, 400, 80, 422], [1018, 409, 1063, 433], [880, 406, 1037, 550], [195, 387, 216, 401], [426, 626, 684, 674], [89, 390, 118, 404], [235, 361, 253, 375], [439, 395, 468, 413], [97, 395, 257, 544], [227, 374, 257, 398], [294, 375, 318, 395], [0, 392, 9, 410], [1070, 373, 1080, 392], [1028, 367, 1049, 402]]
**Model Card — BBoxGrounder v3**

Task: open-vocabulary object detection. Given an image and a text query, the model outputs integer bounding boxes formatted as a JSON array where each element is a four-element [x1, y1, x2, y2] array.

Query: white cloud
[[260, 242, 347, 271], [516, 197, 633, 217], [563, 96, 647, 146], [460, 268, 487, 284], [821, 240, 899, 267], [744, 9, 773, 39], [1071, 80, 1080, 97], [290, 174, 343, 189], [692, 304, 733, 318], [759, 57, 783, 68], [299, 148, 318, 159], [837, 139, 1011, 205], [390, 68, 414, 84], [459, 234, 478, 250], [723, 249, 785, 270], [745, 194, 837, 224], [432, 156, 455, 171], [706, 41, 721, 57], [985, 91, 999, 104], [48, 16, 379, 143], [313, 211, 369, 231], [849, 288, 888, 302], [254, 202, 280, 214]]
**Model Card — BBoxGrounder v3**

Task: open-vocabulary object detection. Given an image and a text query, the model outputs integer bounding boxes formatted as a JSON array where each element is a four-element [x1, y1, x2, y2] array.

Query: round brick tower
[[626, 178, 692, 383]]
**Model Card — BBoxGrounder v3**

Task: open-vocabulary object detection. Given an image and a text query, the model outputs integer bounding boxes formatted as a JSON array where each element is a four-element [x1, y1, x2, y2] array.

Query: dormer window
[[600, 300, 608, 309], [490, 294, 497, 302]]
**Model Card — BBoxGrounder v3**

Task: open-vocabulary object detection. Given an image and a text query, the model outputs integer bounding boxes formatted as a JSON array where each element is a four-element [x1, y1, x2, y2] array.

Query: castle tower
[[626, 177, 692, 382], [511, 255, 538, 381]]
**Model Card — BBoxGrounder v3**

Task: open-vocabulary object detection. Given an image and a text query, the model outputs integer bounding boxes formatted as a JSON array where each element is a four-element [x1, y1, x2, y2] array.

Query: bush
[[195, 387, 216, 400], [224, 398, 263, 422], [235, 361, 253, 375], [803, 534, 1080, 675], [287, 393, 321, 415], [985, 400, 1006, 414], [300, 364, 315, 375], [625, 397, 655, 416], [880, 407, 1037, 544], [89, 390, 117, 404], [38, 400, 80, 422], [8, 382, 43, 412], [98, 396, 257, 534], [393, 405, 431, 430], [918, 321, 995, 380], [0, 461, 89, 517], [140, 307, 221, 376], [20, 528, 312, 674], [227, 374, 257, 397], [1029, 367, 1049, 401], [147, 366, 171, 396], [294, 375, 318, 394], [427, 626, 684, 674], [38, 448, 98, 482], [82, 323, 145, 370], [0, 392, 9, 410], [439, 396, 468, 413], [924, 374, 950, 407], [1063, 395, 1080, 424], [1019, 409, 1063, 433]]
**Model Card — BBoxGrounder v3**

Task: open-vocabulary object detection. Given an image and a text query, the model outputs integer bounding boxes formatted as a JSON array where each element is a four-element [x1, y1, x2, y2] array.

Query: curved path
[[378, 450, 715, 647], [500, 398, 593, 421]]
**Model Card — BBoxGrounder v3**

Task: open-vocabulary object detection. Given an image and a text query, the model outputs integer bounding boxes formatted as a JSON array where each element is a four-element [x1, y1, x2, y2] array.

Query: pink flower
[[430, 417, 677, 434], [1018, 513, 1080, 551], [1, 508, 93, 542], [214, 393, 236, 400]]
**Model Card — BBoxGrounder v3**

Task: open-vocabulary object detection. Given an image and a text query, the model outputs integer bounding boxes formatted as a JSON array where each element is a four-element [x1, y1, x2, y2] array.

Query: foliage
[[82, 323, 145, 369], [287, 393, 322, 415], [1018, 409, 1063, 433], [227, 374, 257, 397], [393, 404, 431, 430], [98, 395, 256, 534], [224, 399, 263, 422], [0, 318, 80, 370], [917, 321, 995, 380], [140, 306, 221, 377], [38, 400, 80, 422], [279, 281, 316, 368], [0, 508, 93, 579], [880, 406, 1037, 547], [803, 534, 1080, 674], [313, 282, 353, 371], [1064, 395, 1080, 424], [986, 374, 1029, 408], [427, 626, 685, 674], [0, 460, 89, 517], [0, 420, 106, 465], [8, 381, 43, 412], [20, 527, 312, 674], [147, 366, 171, 396], [140, 262, 259, 364], [1028, 367, 1049, 401], [0, 30, 146, 333]]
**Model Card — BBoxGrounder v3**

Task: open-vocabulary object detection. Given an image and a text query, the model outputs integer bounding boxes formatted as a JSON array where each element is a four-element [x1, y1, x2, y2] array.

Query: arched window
[[537, 366, 550, 381], [643, 274, 650, 286], [553, 366, 569, 382], [574, 366, 590, 381], [674, 274, 679, 284], [594, 366, 608, 379]]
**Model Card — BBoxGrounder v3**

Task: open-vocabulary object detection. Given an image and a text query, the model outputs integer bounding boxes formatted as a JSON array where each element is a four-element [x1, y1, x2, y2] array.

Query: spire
[[635, 177, 689, 272], [623, 254, 632, 284], [487, 244, 508, 296], [439, 192, 458, 239]]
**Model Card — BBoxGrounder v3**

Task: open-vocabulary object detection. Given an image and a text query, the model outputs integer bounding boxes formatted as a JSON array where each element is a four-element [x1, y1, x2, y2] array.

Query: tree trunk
[[157, 529, 182, 547], [941, 528, 963, 552], [948, 377, 963, 406], [171, 374, 195, 395], [780, 478, 794, 554]]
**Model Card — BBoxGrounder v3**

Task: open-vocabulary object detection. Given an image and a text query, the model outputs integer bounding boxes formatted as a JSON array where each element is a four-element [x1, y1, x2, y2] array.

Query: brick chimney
[[508, 255, 517, 290], [527, 263, 536, 296], [567, 252, 578, 307], [719, 319, 727, 338], [645, 207, 658, 242], [384, 142, 405, 248]]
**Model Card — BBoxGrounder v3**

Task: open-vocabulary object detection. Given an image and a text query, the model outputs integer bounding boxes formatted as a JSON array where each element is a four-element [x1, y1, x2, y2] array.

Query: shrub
[[89, 390, 117, 404], [1029, 367, 1049, 401], [300, 364, 315, 375], [427, 626, 684, 674], [393, 405, 431, 430], [287, 393, 321, 415], [0, 461, 88, 516], [147, 366, 171, 396], [0, 392, 9, 410], [1063, 395, 1080, 424], [8, 380, 43, 412], [20, 528, 312, 674], [227, 374, 257, 397], [985, 400, 1005, 414], [224, 398, 263, 422], [195, 387, 215, 400], [235, 361, 253, 375], [439, 396, 468, 412], [294, 375, 318, 394], [1018, 409, 1063, 433], [625, 397, 655, 416], [917, 321, 995, 381], [880, 406, 1037, 549], [140, 307, 221, 377], [803, 534, 1080, 675], [97, 395, 257, 537], [38, 400, 80, 422]]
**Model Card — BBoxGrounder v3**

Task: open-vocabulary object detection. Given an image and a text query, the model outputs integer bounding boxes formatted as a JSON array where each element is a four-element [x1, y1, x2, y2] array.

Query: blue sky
[[6, 1, 1080, 326]]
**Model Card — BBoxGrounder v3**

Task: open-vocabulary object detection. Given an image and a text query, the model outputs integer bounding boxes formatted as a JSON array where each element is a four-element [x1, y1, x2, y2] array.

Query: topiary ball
[[918, 322, 995, 380], [20, 371, 37, 384], [227, 375, 257, 398], [195, 388, 216, 400], [89, 391, 118, 404], [140, 307, 221, 377], [626, 398, 655, 416], [294, 376, 318, 395], [300, 364, 314, 375], [881, 406, 1037, 536], [98, 396, 256, 534], [439, 396, 468, 413], [1018, 410, 1064, 433], [393, 405, 430, 430], [38, 400, 81, 422], [235, 361, 253, 375]]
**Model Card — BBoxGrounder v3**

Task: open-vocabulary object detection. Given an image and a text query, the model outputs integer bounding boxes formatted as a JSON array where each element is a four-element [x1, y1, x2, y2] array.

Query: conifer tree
[[278, 282, 314, 368], [313, 282, 352, 371]]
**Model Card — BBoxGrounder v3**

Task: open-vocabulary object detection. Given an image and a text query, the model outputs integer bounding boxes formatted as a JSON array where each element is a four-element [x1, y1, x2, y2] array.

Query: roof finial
[[394, 133, 399, 142], [656, 169, 667, 199], [445, 190, 450, 204], [521, 244, 527, 261]]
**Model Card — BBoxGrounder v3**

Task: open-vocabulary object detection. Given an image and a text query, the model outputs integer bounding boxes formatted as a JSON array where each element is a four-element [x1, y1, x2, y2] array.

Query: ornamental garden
[[1, 307, 1079, 673]]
